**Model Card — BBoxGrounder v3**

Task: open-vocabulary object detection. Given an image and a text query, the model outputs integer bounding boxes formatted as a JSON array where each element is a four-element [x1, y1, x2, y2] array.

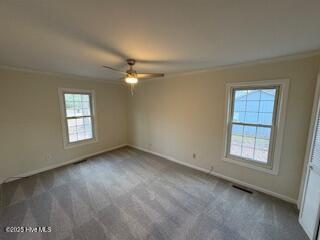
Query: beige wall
[[0, 68, 128, 182], [1, 54, 319, 202], [128, 55, 320, 201]]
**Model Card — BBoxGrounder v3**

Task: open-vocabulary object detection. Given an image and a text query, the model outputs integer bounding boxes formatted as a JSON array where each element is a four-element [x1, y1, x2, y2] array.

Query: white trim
[[222, 79, 290, 175], [0, 64, 122, 84], [145, 50, 320, 81], [129, 144, 297, 204], [1, 50, 319, 84], [130, 145, 209, 173], [58, 88, 98, 149], [0, 144, 127, 184], [298, 71, 320, 209], [298, 70, 320, 239], [2, 143, 297, 204]]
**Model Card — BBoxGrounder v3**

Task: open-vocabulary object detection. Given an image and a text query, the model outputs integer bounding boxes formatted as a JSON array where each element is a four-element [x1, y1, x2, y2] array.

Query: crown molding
[[1, 49, 319, 84], [0, 64, 123, 85], [144, 49, 320, 82]]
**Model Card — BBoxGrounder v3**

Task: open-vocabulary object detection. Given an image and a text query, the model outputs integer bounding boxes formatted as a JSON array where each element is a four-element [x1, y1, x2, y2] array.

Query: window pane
[[230, 124, 243, 156], [246, 101, 259, 112], [81, 94, 89, 102], [254, 149, 268, 163], [82, 101, 90, 109], [255, 138, 270, 151], [258, 113, 273, 125], [76, 118, 84, 126], [85, 123, 92, 134], [84, 117, 92, 125], [77, 124, 85, 132], [233, 88, 276, 125], [66, 109, 75, 117], [245, 112, 258, 123], [68, 126, 76, 134], [68, 119, 76, 127], [74, 101, 83, 116], [65, 101, 74, 109], [64, 93, 91, 118], [229, 124, 271, 163], [230, 144, 242, 156], [242, 147, 254, 159], [235, 90, 248, 100], [69, 134, 77, 143], [243, 137, 255, 148], [247, 90, 260, 100], [234, 101, 246, 112], [77, 132, 85, 141], [233, 112, 245, 122], [232, 124, 243, 135], [261, 89, 276, 100], [231, 134, 242, 146], [83, 108, 90, 116], [67, 120, 76, 133], [73, 94, 81, 101], [85, 123, 93, 138], [65, 94, 74, 101], [259, 101, 274, 113], [65, 99, 75, 117], [85, 131, 93, 139], [256, 127, 271, 139], [243, 126, 256, 137], [229, 87, 277, 165], [66, 116, 93, 143], [63, 92, 94, 144]]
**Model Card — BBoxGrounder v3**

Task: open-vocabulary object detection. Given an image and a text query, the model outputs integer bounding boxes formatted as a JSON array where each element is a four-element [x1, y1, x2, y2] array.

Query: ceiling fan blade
[[102, 65, 127, 74], [136, 73, 165, 79]]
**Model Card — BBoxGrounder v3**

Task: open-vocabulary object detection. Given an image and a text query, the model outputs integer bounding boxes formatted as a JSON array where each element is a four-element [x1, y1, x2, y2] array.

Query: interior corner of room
[[1, 1, 320, 239], [1, 47, 320, 240]]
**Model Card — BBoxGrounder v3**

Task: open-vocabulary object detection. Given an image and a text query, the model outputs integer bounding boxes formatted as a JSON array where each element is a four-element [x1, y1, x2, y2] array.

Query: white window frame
[[58, 88, 98, 149], [222, 79, 289, 175]]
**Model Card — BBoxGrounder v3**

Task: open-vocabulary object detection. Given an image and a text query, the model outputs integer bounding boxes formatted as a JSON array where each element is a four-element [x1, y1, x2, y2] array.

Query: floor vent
[[232, 184, 253, 194], [73, 159, 87, 165]]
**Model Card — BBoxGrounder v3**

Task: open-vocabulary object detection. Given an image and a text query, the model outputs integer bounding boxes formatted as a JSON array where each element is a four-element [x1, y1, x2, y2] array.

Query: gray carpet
[[0, 147, 307, 240]]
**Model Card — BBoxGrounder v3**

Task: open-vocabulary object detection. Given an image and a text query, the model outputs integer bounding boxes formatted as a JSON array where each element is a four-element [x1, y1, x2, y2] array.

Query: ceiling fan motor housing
[[126, 59, 137, 77], [103, 58, 164, 80], [127, 58, 136, 66], [126, 69, 137, 76]]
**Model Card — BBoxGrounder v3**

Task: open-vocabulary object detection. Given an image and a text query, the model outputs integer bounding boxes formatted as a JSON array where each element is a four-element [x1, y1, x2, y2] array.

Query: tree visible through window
[[227, 87, 279, 166], [59, 89, 96, 147]]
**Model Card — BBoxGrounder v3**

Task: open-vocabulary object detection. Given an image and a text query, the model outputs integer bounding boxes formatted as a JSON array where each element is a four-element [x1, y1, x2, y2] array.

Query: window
[[224, 80, 289, 175], [59, 88, 97, 148]]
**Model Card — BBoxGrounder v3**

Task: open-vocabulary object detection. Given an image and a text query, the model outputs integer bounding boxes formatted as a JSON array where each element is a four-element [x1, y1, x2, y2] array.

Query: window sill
[[222, 156, 279, 175], [64, 138, 97, 149]]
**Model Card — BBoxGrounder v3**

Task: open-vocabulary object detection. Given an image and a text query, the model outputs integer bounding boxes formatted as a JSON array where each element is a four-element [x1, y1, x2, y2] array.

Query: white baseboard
[[129, 144, 297, 205], [2, 143, 297, 205], [1, 144, 127, 184]]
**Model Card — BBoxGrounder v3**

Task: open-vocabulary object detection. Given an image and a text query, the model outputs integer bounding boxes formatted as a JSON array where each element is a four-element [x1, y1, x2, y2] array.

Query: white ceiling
[[0, 0, 320, 81]]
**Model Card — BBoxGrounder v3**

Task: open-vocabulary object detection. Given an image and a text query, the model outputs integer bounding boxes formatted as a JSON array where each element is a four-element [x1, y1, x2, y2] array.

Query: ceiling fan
[[103, 58, 165, 95]]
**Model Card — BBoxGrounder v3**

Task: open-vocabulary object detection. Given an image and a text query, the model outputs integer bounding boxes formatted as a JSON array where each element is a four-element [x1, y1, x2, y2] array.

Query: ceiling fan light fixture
[[102, 58, 164, 87], [125, 76, 138, 84]]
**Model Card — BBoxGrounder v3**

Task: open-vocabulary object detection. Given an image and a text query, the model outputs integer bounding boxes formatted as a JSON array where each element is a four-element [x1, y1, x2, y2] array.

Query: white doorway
[[299, 71, 320, 239]]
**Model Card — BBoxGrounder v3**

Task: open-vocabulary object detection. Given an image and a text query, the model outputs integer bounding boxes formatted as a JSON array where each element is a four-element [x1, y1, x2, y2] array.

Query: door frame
[[298, 69, 320, 239]]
